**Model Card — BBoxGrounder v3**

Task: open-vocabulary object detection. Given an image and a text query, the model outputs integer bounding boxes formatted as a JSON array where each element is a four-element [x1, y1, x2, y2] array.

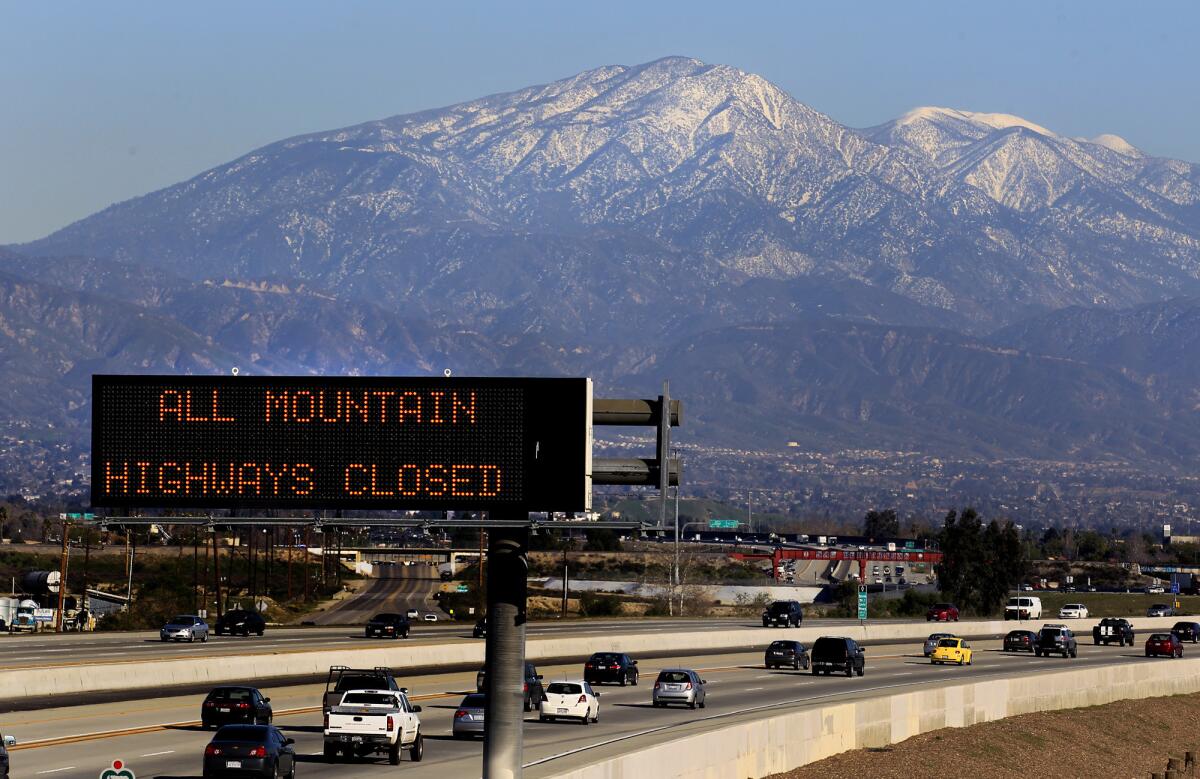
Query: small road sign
[[857, 584, 868, 621]]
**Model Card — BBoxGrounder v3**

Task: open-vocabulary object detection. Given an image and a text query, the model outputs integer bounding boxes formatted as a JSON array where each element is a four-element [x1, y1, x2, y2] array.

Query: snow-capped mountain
[[4, 56, 1200, 492], [21, 56, 1200, 329]]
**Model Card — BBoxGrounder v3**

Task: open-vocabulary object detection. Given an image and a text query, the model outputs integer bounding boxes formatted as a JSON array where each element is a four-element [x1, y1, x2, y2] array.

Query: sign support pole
[[483, 516, 529, 779]]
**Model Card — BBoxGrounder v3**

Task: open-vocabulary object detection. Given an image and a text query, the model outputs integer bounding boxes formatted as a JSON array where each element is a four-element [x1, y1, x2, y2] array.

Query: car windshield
[[222, 610, 246, 619], [170, 616, 193, 624], [658, 671, 691, 683], [209, 688, 253, 701], [769, 641, 793, 650], [812, 638, 848, 656], [591, 654, 620, 664], [1065, 604, 1083, 609], [769, 602, 793, 614], [341, 692, 396, 706], [932, 604, 952, 610], [547, 682, 582, 695], [460, 694, 485, 708], [1152, 604, 1169, 609], [937, 638, 959, 648], [214, 725, 269, 742], [1150, 634, 1172, 641], [335, 675, 387, 692]]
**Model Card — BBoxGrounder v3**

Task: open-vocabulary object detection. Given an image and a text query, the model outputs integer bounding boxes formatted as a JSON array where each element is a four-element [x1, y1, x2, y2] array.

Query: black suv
[[201, 686, 273, 728], [584, 652, 639, 686], [1093, 617, 1134, 646], [765, 640, 810, 670], [1171, 621, 1200, 643], [1036, 624, 1078, 658], [214, 609, 266, 637], [810, 636, 865, 677], [473, 617, 487, 638], [365, 613, 410, 639], [323, 666, 401, 712], [476, 661, 545, 711], [762, 600, 804, 628]]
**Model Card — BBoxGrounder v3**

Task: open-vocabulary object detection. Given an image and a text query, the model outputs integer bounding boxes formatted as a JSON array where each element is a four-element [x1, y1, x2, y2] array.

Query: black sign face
[[91, 376, 592, 511]]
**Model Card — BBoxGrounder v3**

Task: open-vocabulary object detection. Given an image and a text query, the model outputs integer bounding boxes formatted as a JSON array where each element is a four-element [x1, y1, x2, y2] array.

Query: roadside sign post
[[857, 584, 868, 624]]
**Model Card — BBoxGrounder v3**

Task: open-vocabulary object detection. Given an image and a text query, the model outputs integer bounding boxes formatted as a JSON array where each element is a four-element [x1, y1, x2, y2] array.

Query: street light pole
[[747, 489, 753, 534], [672, 446, 681, 614]]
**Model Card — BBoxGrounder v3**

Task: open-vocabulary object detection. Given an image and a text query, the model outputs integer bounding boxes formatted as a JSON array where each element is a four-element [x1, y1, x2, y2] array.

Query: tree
[[583, 528, 622, 552], [862, 509, 899, 539], [935, 508, 1024, 616]]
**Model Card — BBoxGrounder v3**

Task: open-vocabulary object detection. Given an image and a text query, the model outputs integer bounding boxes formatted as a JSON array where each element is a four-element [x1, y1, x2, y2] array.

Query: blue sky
[[2, 0, 1195, 243]]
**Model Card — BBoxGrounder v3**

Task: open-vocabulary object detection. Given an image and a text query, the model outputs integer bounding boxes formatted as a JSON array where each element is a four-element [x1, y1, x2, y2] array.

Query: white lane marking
[[746, 687, 764, 691], [754, 674, 774, 679], [893, 672, 914, 676], [140, 750, 175, 757], [36, 768, 77, 775], [277, 638, 306, 642]]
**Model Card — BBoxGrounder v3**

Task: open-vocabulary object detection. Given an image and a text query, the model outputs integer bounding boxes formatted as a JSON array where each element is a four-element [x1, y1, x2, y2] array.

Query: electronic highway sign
[[91, 375, 592, 511]]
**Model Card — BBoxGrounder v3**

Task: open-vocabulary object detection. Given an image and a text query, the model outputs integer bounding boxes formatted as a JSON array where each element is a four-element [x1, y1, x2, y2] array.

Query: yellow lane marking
[[11, 691, 460, 752]]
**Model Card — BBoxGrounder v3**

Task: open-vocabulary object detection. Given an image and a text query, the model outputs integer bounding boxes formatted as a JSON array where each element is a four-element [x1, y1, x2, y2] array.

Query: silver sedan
[[159, 615, 209, 642], [651, 668, 706, 709], [452, 693, 486, 738]]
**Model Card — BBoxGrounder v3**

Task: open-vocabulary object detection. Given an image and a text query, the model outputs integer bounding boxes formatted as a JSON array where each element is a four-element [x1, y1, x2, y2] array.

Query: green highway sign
[[857, 585, 868, 621], [709, 519, 739, 529], [456, 584, 469, 593]]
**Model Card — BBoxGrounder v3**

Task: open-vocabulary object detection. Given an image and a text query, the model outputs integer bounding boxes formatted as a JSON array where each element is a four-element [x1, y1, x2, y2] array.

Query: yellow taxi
[[930, 636, 973, 665]]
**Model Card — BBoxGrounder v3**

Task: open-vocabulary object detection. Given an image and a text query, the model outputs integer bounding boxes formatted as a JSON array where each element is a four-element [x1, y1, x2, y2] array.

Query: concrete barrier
[[0, 616, 1185, 703], [538, 653, 1200, 779]]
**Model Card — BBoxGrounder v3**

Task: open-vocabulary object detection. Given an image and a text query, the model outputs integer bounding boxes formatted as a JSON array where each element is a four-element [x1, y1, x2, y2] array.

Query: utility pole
[[482, 516, 529, 779], [747, 489, 753, 534], [55, 517, 70, 632], [126, 523, 136, 605], [212, 528, 224, 619], [673, 447, 682, 615], [561, 540, 569, 618]]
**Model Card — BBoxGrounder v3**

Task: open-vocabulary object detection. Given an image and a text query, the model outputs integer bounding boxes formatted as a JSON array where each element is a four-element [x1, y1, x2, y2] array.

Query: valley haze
[[2, 56, 1198, 527]]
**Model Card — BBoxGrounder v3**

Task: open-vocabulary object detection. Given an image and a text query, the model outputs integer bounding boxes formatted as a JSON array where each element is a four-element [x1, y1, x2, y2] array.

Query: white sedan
[[1058, 603, 1089, 619], [538, 680, 600, 724]]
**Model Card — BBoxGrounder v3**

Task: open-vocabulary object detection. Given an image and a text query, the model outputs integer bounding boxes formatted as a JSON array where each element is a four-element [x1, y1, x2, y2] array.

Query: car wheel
[[632, 672, 638, 686], [258, 630, 265, 637], [856, 665, 865, 677], [160, 636, 168, 642], [620, 674, 627, 687], [410, 732, 423, 762], [1146, 650, 1152, 657], [389, 742, 401, 765], [581, 714, 590, 725], [323, 743, 336, 760], [793, 659, 800, 670], [698, 699, 705, 709], [845, 665, 853, 677], [958, 657, 964, 666], [539, 714, 549, 722], [188, 633, 195, 642], [201, 633, 207, 642], [812, 667, 819, 675], [523, 699, 532, 712]]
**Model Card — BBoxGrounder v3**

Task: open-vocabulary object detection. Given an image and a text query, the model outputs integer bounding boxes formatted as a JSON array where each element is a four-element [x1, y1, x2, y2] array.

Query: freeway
[[4, 632, 1178, 779], [310, 565, 440, 625], [0, 618, 880, 673]]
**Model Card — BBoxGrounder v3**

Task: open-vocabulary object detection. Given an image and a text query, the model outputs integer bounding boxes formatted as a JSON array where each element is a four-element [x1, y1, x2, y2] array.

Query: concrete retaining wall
[[541, 655, 1200, 779], [0, 616, 1184, 703]]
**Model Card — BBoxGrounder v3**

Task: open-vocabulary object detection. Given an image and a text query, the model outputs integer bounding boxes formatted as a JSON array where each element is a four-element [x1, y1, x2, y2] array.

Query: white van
[[1005, 596, 1042, 620]]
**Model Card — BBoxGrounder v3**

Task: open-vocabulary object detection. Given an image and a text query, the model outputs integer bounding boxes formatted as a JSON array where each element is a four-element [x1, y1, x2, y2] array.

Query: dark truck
[[1093, 617, 1135, 646], [324, 666, 401, 713]]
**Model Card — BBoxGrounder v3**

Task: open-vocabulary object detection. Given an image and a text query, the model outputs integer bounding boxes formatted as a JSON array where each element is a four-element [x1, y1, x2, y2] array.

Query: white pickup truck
[[323, 689, 424, 764]]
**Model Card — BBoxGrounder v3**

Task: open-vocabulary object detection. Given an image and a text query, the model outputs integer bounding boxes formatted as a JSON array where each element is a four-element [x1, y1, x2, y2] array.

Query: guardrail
[[0, 616, 1187, 703]]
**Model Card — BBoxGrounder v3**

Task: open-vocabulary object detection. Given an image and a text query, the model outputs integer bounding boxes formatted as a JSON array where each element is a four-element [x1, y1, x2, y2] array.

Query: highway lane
[[311, 566, 440, 626], [0, 618, 883, 672], [5, 634, 1179, 779]]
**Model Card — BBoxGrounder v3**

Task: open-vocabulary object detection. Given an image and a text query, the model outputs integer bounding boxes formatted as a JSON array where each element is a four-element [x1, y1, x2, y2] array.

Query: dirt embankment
[[771, 692, 1200, 779]]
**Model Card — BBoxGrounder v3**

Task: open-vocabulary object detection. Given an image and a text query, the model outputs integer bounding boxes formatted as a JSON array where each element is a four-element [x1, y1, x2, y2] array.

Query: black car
[[1171, 621, 1200, 643], [583, 652, 638, 685], [473, 617, 487, 638], [810, 636, 865, 677], [765, 639, 810, 670], [762, 600, 804, 628], [215, 609, 266, 637], [202, 686, 273, 728], [1003, 629, 1038, 653], [365, 613, 410, 639], [476, 661, 544, 711], [1, 732, 13, 779], [203, 725, 295, 778], [1093, 617, 1135, 646], [1036, 624, 1078, 658]]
